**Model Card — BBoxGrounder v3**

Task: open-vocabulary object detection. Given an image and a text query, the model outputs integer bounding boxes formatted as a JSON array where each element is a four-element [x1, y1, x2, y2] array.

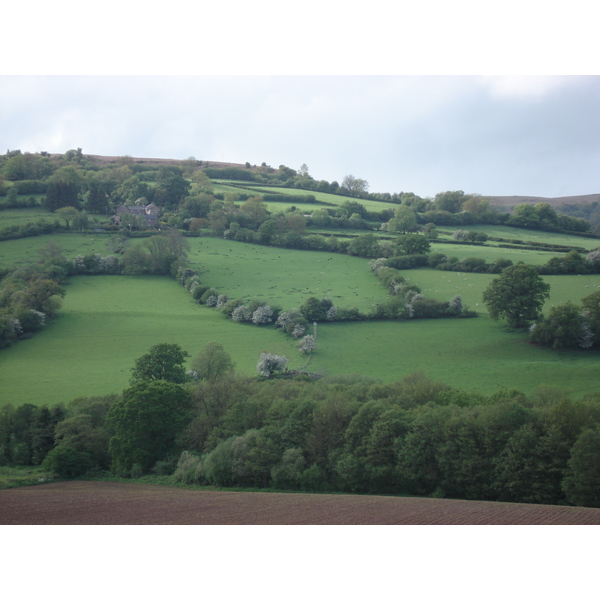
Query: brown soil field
[[1, 481, 599, 524]]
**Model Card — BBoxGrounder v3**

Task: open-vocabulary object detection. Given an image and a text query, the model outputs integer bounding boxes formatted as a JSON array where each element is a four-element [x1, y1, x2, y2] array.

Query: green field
[[186, 237, 392, 311], [2, 273, 599, 405], [0, 207, 53, 226], [3, 223, 600, 407], [307, 318, 600, 398], [0, 275, 301, 406], [0, 233, 116, 268], [449, 224, 600, 250], [247, 185, 397, 212], [429, 242, 564, 266]]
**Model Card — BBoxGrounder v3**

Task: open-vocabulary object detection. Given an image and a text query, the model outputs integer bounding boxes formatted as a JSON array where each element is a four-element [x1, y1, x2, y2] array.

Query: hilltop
[[486, 193, 600, 208], [50, 153, 599, 206]]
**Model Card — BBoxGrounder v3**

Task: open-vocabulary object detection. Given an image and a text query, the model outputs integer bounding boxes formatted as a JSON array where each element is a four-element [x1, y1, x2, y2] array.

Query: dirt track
[[1, 482, 599, 525]]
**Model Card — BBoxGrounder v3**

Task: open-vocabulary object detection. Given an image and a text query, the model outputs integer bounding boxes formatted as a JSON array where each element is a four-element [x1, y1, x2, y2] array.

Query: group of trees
[[5, 340, 598, 508], [169, 369, 600, 508], [0, 242, 68, 348], [481, 263, 600, 351]]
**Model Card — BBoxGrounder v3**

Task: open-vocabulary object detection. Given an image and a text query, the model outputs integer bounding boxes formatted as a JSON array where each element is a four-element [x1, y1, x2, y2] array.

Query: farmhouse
[[113, 203, 160, 227]]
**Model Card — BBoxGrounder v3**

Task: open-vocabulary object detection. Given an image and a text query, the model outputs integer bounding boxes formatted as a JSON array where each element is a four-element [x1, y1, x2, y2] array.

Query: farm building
[[113, 203, 160, 227]]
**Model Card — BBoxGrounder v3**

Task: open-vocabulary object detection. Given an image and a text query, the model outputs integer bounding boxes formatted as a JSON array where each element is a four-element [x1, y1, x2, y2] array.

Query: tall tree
[[562, 427, 600, 507], [483, 264, 550, 328], [108, 380, 192, 472], [130, 343, 190, 384], [190, 341, 235, 383], [341, 175, 369, 196]]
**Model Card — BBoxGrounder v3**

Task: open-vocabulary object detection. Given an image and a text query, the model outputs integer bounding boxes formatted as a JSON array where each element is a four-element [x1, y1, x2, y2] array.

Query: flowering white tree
[[448, 294, 463, 314], [72, 255, 85, 272], [185, 275, 201, 290], [452, 230, 469, 241], [252, 305, 273, 325], [97, 255, 119, 273], [369, 258, 387, 273], [11, 319, 22, 335], [205, 295, 218, 307], [326, 305, 338, 320], [216, 294, 229, 308], [232, 305, 250, 322], [29, 310, 46, 328], [292, 323, 305, 338], [297, 334, 316, 354], [276, 310, 300, 328], [586, 250, 600, 266], [257, 353, 288, 377]]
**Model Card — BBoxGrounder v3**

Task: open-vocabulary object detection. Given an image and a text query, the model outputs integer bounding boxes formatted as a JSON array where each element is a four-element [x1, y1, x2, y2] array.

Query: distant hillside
[[486, 193, 600, 208], [83, 155, 248, 170], [64, 154, 600, 207]]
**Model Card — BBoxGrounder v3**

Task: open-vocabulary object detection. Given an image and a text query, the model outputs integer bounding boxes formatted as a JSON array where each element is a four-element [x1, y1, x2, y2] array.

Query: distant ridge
[[83, 154, 247, 170], [66, 154, 600, 206], [485, 194, 600, 207]]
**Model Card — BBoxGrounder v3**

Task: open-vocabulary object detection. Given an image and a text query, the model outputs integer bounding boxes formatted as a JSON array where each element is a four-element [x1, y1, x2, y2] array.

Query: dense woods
[[2, 359, 600, 508]]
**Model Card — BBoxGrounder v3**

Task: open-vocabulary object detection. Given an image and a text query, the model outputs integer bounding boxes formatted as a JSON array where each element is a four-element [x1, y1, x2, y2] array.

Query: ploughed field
[[1, 481, 599, 525]]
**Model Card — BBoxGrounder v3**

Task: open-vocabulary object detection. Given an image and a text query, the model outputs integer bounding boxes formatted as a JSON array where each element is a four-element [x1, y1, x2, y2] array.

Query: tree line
[[3, 342, 599, 508]]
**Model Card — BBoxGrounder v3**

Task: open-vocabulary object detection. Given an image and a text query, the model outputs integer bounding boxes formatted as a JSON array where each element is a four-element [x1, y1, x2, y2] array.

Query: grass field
[[0, 275, 302, 406], [0, 232, 117, 268], [186, 237, 390, 312], [0, 207, 53, 226], [3, 225, 600, 407], [245, 184, 397, 212], [429, 242, 569, 266], [306, 317, 600, 398], [449, 224, 600, 250], [2, 266, 600, 406]]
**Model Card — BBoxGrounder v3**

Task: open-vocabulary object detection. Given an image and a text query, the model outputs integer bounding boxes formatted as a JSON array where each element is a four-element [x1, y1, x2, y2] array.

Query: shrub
[[200, 288, 218, 304], [252, 304, 273, 325], [41, 445, 92, 478], [192, 285, 211, 301], [298, 334, 316, 354], [232, 305, 250, 322], [174, 450, 201, 483], [448, 295, 463, 315], [528, 302, 594, 349], [257, 353, 288, 377]]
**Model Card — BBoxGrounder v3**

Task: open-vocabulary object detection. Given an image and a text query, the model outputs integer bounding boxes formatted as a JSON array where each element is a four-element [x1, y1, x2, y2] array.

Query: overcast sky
[[2, 3, 599, 199]]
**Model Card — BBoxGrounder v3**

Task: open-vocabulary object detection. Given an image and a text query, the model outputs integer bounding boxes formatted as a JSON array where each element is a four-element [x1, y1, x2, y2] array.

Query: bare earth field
[[1, 482, 599, 525]]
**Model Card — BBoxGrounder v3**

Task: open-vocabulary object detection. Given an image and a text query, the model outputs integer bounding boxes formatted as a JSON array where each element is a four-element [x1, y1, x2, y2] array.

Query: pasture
[[241, 183, 398, 212], [429, 242, 559, 266], [0, 275, 300, 406], [0, 207, 52, 226], [186, 237, 390, 312], [3, 226, 600, 407], [2, 259, 600, 405], [0, 232, 116, 268], [450, 224, 600, 250], [307, 317, 600, 398]]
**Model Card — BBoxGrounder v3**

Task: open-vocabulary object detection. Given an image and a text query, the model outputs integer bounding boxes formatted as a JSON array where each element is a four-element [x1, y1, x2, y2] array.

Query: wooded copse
[[3, 343, 600, 508]]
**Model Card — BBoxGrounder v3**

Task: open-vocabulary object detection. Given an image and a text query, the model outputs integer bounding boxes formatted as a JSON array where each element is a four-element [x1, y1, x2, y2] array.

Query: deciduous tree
[[190, 341, 234, 383], [130, 343, 190, 384], [483, 264, 550, 328], [108, 380, 193, 472]]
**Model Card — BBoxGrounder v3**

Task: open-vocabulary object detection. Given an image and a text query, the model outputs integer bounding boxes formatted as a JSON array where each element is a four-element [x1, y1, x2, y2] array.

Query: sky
[[2, 74, 599, 199], [1, 2, 599, 200]]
